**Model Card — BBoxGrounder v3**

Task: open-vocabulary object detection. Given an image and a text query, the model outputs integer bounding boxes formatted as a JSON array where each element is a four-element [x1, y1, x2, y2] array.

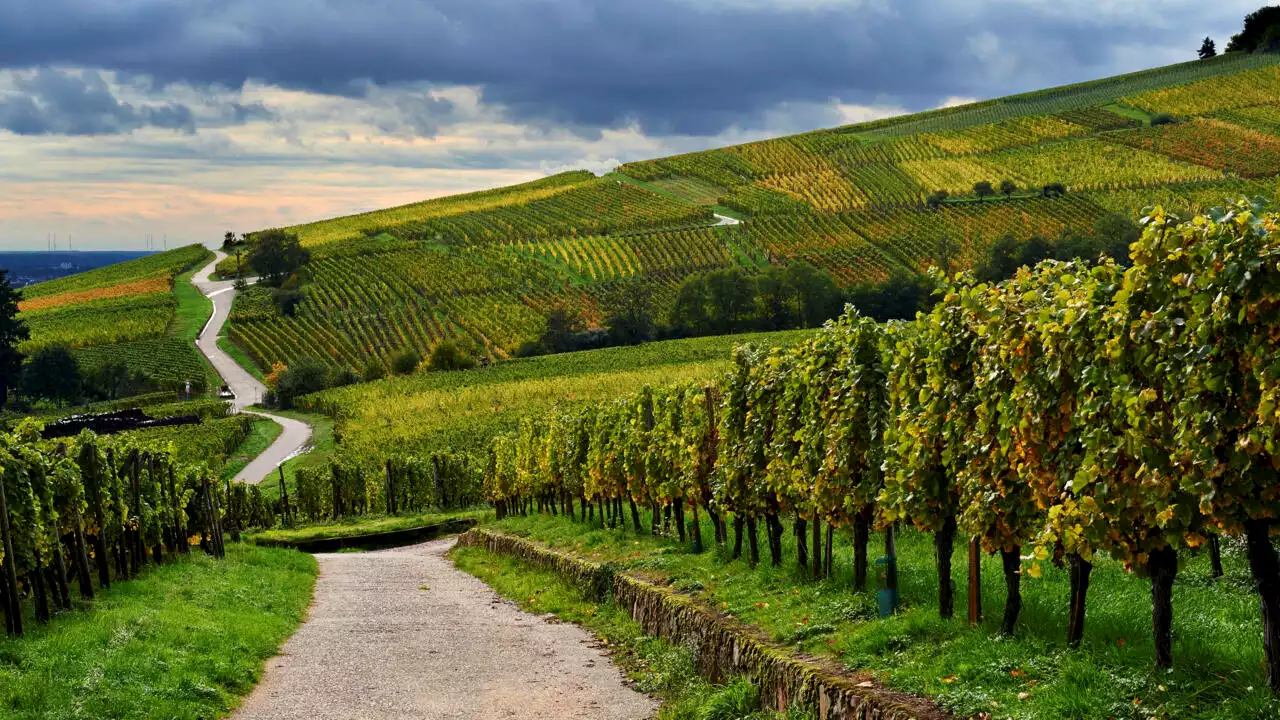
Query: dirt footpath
[[233, 538, 658, 720]]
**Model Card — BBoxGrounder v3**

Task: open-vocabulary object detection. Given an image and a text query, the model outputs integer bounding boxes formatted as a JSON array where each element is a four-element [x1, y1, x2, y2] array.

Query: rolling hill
[[215, 52, 1280, 376], [16, 245, 216, 393]]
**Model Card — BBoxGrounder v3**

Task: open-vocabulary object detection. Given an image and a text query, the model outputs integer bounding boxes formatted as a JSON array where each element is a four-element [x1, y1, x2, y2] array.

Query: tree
[[973, 181, 995, 202], [1227, 6, 1280, 53], [601, 282, 655, 346], [668, 275, 711, 337], [20, 346, 83, 406], [926, 190, 949, 209], [249, 229, 310, 286], [539, 306, 586, 354], [427, 340, 477, 372], [999, 179, 1018, 198], [845, 271, 938, 322], [1199, 36, 1218, 58], [271, 357, 332, 409], [222, 231, 238, 249], [704, 268, 756, 333], [1042, 183, 1067, 198], [0, 269, 27, 409], [784, 261, 842, 327]]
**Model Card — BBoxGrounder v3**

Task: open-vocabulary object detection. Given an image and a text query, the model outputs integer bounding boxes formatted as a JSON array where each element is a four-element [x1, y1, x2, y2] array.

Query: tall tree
[[973, 181, 995, 202], [249, 229, 310, 285], [0, 270, 27, 409], [999, 179, 1019, 198], [1227, 6, 1280, 53], [1199, 37, 1218, 58], [20, 346, 83, 406]]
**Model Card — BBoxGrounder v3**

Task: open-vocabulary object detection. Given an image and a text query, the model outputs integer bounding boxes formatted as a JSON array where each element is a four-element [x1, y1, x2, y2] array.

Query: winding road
[[192, 252, 312, 485]]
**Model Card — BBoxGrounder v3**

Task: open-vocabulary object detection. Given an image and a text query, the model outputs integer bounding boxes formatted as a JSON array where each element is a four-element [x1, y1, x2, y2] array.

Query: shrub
[[390, 348, 421, 375], [427, 340, 477, 372]]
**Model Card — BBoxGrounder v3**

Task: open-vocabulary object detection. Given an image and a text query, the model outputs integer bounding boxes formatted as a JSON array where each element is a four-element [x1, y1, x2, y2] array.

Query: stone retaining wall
[[457, 528, 950, 720]]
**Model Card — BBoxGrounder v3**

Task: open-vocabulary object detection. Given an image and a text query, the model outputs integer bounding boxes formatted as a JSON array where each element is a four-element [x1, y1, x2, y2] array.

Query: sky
[[0, 0, 1261, 250]]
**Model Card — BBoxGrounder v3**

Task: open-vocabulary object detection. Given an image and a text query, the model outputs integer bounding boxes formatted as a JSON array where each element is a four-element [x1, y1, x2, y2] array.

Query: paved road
[[233, 539, 657, 720], [713, 212, 741, 226], [192, 252, 312, 485]]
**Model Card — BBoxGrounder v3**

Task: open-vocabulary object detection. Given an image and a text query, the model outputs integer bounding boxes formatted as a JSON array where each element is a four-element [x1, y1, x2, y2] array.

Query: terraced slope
[[18, 245, 216, 392], [205, 52, 1279, 373]]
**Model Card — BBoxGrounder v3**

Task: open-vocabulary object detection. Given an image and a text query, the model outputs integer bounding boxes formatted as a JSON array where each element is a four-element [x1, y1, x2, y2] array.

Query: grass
[[170, 264, 221, 393], [220, 417, 284, 482], [247, 508, 493, 546], [451, 543, 811, 720], [490, 511, 1280, 720], [218, 334, 265, 381], [0, 543, 316, 719]]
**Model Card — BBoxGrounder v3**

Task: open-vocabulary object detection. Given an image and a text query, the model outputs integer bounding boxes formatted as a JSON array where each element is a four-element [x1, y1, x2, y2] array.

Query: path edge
[[456, 528, 952, 720]]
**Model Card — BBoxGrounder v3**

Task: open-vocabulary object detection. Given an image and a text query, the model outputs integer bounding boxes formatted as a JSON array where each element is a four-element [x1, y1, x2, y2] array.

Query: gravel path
[[234, 538, 658, 720], [191, 252, 312, 484]]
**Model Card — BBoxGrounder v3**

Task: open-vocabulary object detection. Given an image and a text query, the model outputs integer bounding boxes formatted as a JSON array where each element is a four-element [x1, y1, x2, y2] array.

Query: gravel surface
[[191, 252, 312, 484], [233, 538, 659, 720]]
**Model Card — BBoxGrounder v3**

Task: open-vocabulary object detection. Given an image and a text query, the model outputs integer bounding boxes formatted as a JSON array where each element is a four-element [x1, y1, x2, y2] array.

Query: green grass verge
[[220, 417, 284, 482], [491, 512, 1280, 720], [451, 543, 810, 720], [170, 260, 221, 393], [0, 543, 316, 719], [218, 335, 265, 382], [247, 508, 493, 546]]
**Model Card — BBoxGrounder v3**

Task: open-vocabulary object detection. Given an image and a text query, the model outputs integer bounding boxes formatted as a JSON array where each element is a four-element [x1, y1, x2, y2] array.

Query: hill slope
[[17, 245, 216, 393], [44, 53, 1280, 379]]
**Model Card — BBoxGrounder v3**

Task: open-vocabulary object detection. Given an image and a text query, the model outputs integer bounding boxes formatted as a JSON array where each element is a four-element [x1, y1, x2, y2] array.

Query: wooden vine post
[[968, 537, 982, 626], [278, 467, 292, 527]]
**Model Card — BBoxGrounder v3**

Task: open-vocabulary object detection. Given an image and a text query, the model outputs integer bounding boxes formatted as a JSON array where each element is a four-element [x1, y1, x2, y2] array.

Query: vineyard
[[210, 53, 1280, 376], [16, 245, 214, 393], [0, 420, 264, 637], [459, 202, 1280, 715]]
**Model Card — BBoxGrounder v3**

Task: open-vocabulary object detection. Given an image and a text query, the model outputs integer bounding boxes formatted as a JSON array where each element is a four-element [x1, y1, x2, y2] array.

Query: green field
[[300, 329, 812, 461]]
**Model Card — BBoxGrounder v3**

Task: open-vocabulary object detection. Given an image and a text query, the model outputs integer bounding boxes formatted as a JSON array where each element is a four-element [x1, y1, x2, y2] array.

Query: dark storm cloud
[[0, 0, 1249, 136], [0, 68, 195, 135]]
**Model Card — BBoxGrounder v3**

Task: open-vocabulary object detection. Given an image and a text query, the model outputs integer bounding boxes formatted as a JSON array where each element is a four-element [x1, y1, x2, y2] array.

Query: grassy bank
[[452, 543, 810, 720], [0, 544, 317, 719], [248, 508, 493, 546], [490, 512, 1277, 720], [220, 417, 284, 482]]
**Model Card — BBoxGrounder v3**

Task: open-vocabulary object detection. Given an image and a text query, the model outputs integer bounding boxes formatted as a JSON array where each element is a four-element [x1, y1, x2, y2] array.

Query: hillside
[[17, 245, 216, 393], [213, 52, 1280, 376]]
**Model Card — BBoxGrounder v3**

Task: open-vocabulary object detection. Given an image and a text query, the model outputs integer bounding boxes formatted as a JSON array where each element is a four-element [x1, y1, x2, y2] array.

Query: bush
[[1151, 112, 1176, 126], [390, 348, 421, 375], [272, 357, 333, 409], [362, 357, 388, 382], [427, 340, 477, 372], [271, 288, 305, 317]]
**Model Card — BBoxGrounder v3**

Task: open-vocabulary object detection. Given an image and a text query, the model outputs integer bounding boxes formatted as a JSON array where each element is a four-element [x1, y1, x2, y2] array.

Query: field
[[211, 53, 1280, 375], [300, 329, 813, 461], [16, 245, 215, 392]]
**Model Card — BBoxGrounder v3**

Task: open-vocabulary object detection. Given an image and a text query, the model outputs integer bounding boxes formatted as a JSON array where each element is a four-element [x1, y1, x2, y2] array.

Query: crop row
[[391, 179, 713, 245], [18, 245, 209, 301], [20, 292, 175, 354], [276, 171, 598, 247], [1123, 63, 1280, 117], [74, 337, 212, 392], [514, 227, 737, 282], [1114, 118, 1280, 178]]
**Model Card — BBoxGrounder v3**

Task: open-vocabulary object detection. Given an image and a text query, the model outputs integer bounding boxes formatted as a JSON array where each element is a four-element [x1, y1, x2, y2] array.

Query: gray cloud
[[0, 68, 195, 135], [0, 1, 1258, 137]]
